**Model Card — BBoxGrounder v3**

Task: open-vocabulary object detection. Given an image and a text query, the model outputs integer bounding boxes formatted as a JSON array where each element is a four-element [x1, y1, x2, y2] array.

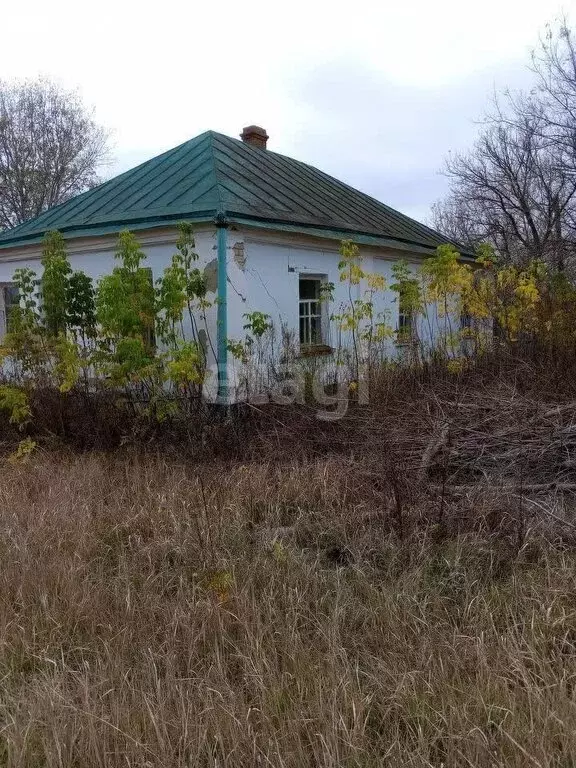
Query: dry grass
[[1, 350, 576, 766], [0, 445, 576, 767]]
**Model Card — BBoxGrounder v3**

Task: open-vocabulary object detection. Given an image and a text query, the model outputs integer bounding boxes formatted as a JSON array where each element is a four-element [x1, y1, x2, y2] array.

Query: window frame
[[0, 283, 19, 339], [298, 275, 326, 348], [397, 297, 415, 345]]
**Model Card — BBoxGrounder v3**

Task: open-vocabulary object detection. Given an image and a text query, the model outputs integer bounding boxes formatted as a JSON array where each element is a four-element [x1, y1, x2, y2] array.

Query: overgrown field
[[1, 358, 576, 767]]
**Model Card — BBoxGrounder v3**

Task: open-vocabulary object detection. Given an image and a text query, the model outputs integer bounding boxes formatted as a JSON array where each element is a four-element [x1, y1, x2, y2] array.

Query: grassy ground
[[1, 447, 576, 767]]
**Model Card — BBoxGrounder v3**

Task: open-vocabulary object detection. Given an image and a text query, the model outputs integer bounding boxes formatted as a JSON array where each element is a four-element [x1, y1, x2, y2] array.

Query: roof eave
[[0, 210, 475, 262], [0, 211, 219, 250], [229, 216, 476, 260]]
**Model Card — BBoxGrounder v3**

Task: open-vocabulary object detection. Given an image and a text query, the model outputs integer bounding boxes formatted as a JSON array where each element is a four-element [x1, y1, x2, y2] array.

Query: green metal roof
[[0, 130, 461, 253]]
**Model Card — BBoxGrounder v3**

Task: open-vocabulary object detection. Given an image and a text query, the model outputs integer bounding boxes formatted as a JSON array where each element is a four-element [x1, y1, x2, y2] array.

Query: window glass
[[397, 296, 413, 343], [299, 279, 319, 301], [299, 277, 323, 345]]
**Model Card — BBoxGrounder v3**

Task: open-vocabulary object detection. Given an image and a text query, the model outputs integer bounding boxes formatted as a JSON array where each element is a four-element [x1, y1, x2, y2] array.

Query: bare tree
[[0, 79, 110, 230], [530, 21, 576, 171], [432, 20, 576, 272], [433, 113, 576, 269]]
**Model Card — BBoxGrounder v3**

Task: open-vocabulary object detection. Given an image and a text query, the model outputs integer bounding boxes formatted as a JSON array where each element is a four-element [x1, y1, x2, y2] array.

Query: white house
[[0, 125, 467, 400]]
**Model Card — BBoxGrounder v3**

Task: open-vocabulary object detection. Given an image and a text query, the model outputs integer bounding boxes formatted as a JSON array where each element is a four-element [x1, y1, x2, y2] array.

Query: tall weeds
[[0, 454, 575, 766]]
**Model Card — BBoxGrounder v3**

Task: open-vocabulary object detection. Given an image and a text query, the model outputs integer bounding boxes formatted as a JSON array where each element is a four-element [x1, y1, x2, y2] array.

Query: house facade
[[0, 125, 465, 400]]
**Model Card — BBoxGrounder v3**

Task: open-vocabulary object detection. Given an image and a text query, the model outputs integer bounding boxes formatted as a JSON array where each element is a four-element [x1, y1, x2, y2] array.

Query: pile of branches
[[430, 396, 576, 489]]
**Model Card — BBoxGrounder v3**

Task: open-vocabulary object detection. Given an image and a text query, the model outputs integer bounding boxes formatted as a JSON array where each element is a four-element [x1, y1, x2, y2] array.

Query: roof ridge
[[207, 131, 225, 214], [209, 131, 453, 244], [266, 145, 448, 241], [0, 128, 463, 253], [3, 133, 214, 238]]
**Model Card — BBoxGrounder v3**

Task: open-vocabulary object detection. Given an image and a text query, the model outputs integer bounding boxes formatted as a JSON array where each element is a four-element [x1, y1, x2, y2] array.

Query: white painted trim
[[241, 227, 426, 264], [244, 231, 341, 254]]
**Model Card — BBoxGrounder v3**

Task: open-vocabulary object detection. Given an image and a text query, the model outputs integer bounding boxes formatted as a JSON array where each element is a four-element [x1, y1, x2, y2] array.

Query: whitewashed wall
[[0, 227, 221, 365], [225, 229, 432, 359], [0, 223, 453, 400]]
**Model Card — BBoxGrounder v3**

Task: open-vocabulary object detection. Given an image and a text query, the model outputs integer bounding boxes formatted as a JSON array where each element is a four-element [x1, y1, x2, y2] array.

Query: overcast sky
[[1, 0, 572, 224]]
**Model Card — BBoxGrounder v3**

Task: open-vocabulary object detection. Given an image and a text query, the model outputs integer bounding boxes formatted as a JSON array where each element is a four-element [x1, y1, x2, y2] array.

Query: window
[[397, 296, 414, 344], [0, 284, 19, 339], [299, 277, 323, 346]]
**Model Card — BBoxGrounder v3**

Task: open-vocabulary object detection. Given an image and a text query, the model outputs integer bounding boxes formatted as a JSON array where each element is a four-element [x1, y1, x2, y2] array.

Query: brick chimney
[[240, 125, 269, 149]]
